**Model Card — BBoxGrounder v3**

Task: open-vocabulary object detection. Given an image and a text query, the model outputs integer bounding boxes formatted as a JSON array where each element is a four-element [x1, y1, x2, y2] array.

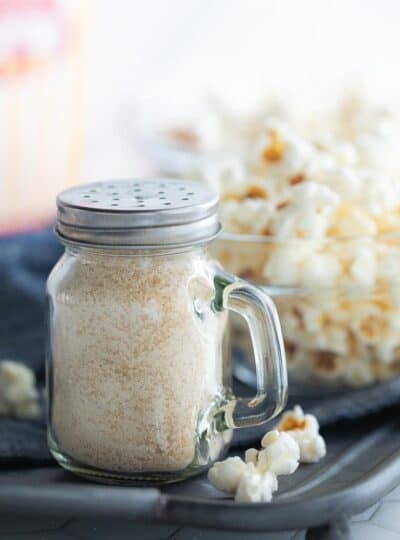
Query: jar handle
[[213, 269, 287, 429]]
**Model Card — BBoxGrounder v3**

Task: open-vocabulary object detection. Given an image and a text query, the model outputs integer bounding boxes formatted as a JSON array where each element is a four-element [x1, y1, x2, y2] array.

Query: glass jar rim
[[219, 230, 400, 245], [57, 229, 214, 257]]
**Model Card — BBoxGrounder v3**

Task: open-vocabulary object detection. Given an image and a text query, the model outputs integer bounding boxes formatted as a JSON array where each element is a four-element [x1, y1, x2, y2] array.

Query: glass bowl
[[212, 232, 400, 391], [136, 131, 200, 177]]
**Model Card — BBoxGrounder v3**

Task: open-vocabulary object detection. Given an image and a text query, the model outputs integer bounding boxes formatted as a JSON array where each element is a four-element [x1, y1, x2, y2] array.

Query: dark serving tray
[[1, 408, 400, 539]]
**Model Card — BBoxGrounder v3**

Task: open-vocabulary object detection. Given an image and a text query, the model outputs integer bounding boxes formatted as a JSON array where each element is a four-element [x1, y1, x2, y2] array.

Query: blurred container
[[0, 0, 87, 234]]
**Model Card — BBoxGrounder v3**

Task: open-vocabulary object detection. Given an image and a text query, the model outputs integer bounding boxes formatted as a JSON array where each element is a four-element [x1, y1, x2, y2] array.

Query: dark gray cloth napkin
[[5, 377, 400, 466], [0, 228, 61, 466], [0, 418, 50, 466], [0, 228, 62, 378]]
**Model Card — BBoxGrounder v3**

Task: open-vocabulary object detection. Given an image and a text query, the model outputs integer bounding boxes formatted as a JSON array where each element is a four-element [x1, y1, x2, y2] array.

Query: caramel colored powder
[[49, 249, 226, 473]]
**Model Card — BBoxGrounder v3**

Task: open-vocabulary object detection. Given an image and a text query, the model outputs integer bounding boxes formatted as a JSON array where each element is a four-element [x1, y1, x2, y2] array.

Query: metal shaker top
[[55, 178, 220, 248]]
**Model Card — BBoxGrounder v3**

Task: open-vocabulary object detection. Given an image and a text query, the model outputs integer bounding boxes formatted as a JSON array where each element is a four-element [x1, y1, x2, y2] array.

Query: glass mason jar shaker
[[46, 179, 287, 485]]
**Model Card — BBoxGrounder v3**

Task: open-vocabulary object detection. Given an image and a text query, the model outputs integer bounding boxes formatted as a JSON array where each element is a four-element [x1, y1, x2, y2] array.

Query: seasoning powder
[[50, 249, 225, 472]]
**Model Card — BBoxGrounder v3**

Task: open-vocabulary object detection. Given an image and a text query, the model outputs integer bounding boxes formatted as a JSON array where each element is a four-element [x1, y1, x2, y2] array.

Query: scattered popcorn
[[276, 406, 326, 463], [259, 430, 300, 475], [0, 360, 40, 419], [295, 435, 326, 464], [207, 449, 280, 503], [235, 470, 278, 503], [208, 407, 324, 503], [207, 456, 251, 494]]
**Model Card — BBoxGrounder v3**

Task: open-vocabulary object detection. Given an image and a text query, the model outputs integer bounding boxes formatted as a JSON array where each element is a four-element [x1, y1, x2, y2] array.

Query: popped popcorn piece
[[292, 434, 326, 464], [377, 245, 400, 283], [208, 433, 297, 503], [0, 360, 40, 419], [355, 130, 400, 178], [351, 305, 388, 345], [348, 244, 377, 288], [263, 244, 313, 286], [212, 238, 269, 278], [277, 406, 326, 463], [286, 182, 341, 210], [207, 456, 251, 494], [324, 140, 358, 167], [244, 447, 259, 465], [208, 454, 280, 503], [341, 359, 376, 387], [277, 405, 319, 434], [310, 327, 350, 357], [190, 94, 289, 155], [300, 253, 342, 287], [375, 210, 400, 235], [252, 125, 315, 193], [373, 339, 399, 364], [259, 118, 314, 167], [301, 305, 330, 333], [356, 171, 400, 216], [202, 155, 247, 195], [279, 311, 304, 343], [329, 204, 377, 237], [271, 208, 331, 241], [220, 198, 274, 235], [270, 183, 340, 241], [235, 470, 278, 503], [311, 351, 344, 381], [325, 167, 362, 199], [258, 127, 287, 163], [259, 430, 300, 475]]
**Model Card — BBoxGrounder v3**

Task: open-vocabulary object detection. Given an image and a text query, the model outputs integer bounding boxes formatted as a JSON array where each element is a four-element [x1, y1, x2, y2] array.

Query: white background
[[86, 0, 400, 178]]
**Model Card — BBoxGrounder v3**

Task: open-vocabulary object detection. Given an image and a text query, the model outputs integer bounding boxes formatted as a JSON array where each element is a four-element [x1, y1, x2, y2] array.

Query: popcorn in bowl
[[196, 98, 400, 388]]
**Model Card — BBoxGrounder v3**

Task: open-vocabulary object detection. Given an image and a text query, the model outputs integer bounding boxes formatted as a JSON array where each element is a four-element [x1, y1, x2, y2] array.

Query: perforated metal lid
[[55, 179, 221, 248]]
